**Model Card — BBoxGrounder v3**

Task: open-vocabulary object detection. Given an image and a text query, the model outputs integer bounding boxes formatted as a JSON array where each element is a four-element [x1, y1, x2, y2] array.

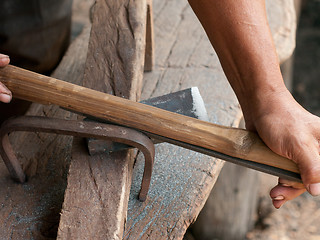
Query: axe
[[0, 65, 301, 183]]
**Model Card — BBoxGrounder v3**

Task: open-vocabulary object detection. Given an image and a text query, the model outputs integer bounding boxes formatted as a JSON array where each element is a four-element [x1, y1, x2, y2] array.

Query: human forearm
[[188, 0, 286, 126], [189, 0, 320, 207]]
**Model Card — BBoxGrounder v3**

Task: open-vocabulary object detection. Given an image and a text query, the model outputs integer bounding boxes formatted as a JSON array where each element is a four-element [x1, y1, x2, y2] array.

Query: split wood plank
[[0, 26, 91, 239], [57, 0, 147, 239]]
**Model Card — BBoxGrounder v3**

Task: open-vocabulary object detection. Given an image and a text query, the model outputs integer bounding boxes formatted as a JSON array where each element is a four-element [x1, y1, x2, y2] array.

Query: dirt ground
[[246, 1, 320, 240]]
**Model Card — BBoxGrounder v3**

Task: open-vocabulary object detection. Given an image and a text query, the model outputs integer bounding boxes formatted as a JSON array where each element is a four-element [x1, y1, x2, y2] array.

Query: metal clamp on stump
[[0, 116, 155, 201]]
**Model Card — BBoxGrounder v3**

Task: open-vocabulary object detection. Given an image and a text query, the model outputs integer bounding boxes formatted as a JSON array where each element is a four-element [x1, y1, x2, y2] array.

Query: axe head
[[140, 87, 209, 122], [87, 87, 208, 155]]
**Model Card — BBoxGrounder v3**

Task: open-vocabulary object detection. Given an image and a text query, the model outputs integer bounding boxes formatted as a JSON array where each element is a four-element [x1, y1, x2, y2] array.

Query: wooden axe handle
[[0, 65, 299, 174]]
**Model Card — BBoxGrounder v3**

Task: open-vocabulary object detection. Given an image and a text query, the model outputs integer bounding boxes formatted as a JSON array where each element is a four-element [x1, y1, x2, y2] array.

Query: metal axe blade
[[87, 87, 209, 154], [141, 87, 209, 121]]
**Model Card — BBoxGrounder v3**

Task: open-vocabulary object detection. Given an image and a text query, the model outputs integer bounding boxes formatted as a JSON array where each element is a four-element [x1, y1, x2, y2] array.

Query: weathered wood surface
[[144, 0, 154, 72], [0, 25, 90, 239], [267, 0, 297, 63], [123, 0, 298, 239], [190, 120, 261, 240], [57, 0, 147, 239], [82, 0, 146, 100], [280, 0, 303, 91]]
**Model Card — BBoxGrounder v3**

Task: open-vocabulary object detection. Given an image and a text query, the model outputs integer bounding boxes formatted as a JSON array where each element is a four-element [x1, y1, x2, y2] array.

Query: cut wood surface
[[57, 0, 147, 239]]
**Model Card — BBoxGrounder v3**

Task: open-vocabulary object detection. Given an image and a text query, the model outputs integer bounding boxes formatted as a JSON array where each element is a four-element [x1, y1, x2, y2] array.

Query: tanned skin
[[188, 0, 320, 208]]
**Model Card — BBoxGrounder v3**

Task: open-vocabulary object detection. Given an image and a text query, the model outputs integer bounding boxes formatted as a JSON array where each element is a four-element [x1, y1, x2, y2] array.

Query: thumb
[[0, 82, 12, 103], [295, 145, 320, 196]]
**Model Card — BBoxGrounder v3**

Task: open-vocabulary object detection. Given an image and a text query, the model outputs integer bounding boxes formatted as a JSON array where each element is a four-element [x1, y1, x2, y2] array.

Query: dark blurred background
[[293, 0, 320, 116]]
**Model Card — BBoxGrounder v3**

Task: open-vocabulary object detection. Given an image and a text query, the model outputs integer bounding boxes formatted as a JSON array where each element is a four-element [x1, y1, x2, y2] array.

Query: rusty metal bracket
[[0, 116, 155, 201]]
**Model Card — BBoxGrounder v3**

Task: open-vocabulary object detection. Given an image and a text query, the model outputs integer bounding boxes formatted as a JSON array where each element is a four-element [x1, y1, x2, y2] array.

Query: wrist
[[239, 82, 290, 130]]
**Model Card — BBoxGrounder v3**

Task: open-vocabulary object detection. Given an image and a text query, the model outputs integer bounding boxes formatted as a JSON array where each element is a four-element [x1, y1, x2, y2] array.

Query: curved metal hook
[[0, 116, 155, 201]]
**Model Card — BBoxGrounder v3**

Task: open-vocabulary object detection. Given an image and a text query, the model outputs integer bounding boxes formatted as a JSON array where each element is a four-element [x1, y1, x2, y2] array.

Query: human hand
[[246, 89, 320, 209], [187, 0, 320, 208], [0, 54, 12, 103]]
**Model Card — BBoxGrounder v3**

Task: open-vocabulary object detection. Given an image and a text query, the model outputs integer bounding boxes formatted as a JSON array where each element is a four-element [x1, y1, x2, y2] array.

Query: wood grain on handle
[[0, 65, 299, 174]]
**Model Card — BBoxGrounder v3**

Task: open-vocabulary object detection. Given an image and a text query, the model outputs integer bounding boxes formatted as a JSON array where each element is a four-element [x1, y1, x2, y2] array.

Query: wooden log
[[57, 0, 147, 239], [0, 64, 299, 175]]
